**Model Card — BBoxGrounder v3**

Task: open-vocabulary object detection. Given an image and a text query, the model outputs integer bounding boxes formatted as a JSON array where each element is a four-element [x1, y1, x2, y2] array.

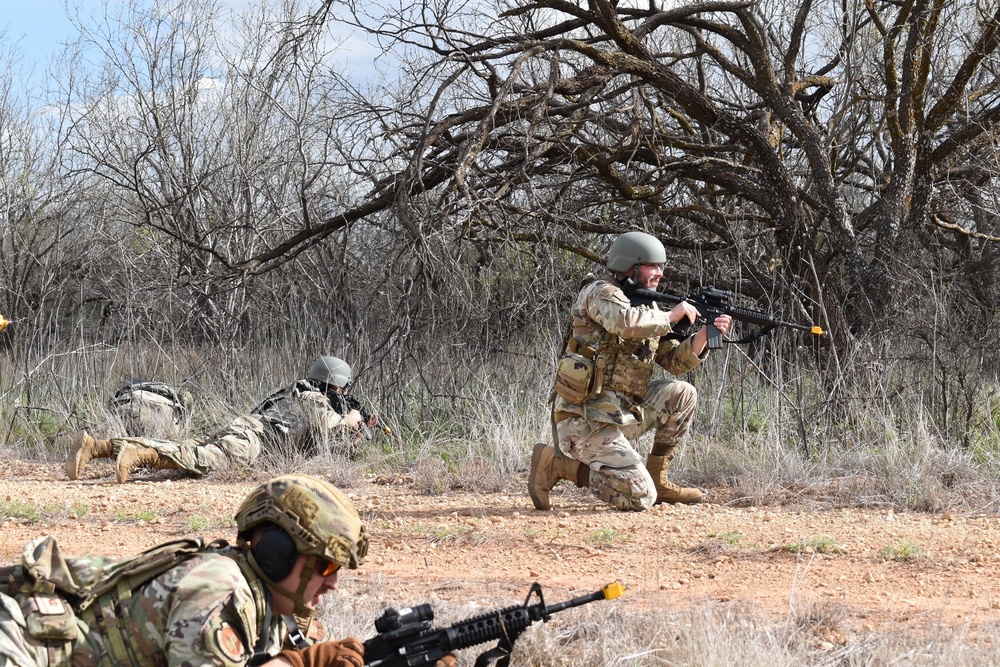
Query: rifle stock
[[362, 582, 626, 667]]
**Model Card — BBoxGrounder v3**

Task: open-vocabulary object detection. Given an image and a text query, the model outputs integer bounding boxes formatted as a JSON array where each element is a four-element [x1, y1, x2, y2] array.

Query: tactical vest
[[554, 326, 660, 403], [250, 379, 321, 437], [595, 333, 659, 398], [0, 537, 272, 666]]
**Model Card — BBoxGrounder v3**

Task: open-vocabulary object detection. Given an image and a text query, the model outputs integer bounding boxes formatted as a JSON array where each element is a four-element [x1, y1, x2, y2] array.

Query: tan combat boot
[[115, 442, 161, 484], [66, 431, 114, 480], [528, 443, 589, 511], [646, 453, 703, 504]]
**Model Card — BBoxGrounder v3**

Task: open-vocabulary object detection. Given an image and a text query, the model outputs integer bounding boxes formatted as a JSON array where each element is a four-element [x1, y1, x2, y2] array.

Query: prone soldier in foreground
[[66, 356, 370, 483], [0, 474, 408, 666], [529, 231, 732, 511]]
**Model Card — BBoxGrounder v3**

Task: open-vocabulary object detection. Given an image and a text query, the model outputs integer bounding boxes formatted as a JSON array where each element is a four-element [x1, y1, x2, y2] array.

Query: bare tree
[[212, 0, 1000, 346]]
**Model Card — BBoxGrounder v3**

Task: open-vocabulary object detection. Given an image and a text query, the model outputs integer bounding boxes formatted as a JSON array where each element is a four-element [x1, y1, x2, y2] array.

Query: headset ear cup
[[254, 527, 299, 581]]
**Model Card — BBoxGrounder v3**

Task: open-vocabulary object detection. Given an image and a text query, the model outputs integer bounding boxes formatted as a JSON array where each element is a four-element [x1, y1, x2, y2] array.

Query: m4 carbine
[[363, 581, 626, 667], [328, 391, 375, 439], [624, 283, 825, 349]]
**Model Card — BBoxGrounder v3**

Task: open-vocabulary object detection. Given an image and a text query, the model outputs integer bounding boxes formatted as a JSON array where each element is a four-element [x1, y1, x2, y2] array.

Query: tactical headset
[[252, 525, 299, 581]]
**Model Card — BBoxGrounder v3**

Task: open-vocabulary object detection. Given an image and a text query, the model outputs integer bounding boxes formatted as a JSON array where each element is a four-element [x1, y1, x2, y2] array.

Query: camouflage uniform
[[553, 278, 705, 510], [106, 381, 348, 476], [0, 474, 367, 667], [0, 537, 286, 667]]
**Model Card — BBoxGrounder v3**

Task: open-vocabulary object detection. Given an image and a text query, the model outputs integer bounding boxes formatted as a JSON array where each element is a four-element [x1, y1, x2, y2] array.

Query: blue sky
[[3, 1, 91, 68], [3, 1, 384, 87]]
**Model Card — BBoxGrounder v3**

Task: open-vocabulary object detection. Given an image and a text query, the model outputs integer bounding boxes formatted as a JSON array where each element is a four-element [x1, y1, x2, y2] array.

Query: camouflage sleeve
[[162, 558, 261, 667], [582, 282, 674, 339], [297, 391, 347, 431], [654, 333, 706, 376]]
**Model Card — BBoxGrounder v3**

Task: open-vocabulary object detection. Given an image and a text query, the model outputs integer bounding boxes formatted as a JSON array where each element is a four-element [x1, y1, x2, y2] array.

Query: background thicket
[[3, 0, 1000, 510]]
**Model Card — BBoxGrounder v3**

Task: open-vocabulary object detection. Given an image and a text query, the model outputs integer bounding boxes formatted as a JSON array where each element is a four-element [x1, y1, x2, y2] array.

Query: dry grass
[[320, 579, 1000, 666], [5, 338, 1000, 662], [3, 338, 1000, 512]]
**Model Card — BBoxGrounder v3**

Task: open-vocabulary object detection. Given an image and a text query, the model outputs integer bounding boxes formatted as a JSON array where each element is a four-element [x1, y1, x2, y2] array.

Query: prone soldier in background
[[66, 356, 366, 484], [254, 356, 381, 452], [529, 231, 732, 512]]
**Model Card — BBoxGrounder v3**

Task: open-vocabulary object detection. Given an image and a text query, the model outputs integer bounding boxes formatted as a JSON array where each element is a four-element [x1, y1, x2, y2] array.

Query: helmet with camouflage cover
[[307, 356, 352, 387], [236, 474, 369, 622], [606, 231, 666, 273], [236, 474, 368, 570]]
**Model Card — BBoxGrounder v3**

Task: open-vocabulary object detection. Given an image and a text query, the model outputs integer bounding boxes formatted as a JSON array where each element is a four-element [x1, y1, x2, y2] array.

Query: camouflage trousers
[[557, 379, 698, 511], [109, 415, 265, 477]]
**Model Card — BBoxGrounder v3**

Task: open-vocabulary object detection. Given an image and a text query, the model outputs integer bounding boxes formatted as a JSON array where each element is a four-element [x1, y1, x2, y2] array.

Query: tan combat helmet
[[235, 474, 369, 618], [307, 356, 352, 387], [606, 231, 667, 273]]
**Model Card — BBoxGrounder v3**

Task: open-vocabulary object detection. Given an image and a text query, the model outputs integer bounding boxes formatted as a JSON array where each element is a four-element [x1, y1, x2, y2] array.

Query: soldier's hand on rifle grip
[[343, 409, 364, 430], [277, 637, 364, 667], [667, 301, 700, 327]]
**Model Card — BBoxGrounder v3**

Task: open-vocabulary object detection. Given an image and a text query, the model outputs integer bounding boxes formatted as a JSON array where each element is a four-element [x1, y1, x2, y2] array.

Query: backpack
[[0, 535, 230, 664], [250, 379, 322, 437], [108, 380, 188, 438]]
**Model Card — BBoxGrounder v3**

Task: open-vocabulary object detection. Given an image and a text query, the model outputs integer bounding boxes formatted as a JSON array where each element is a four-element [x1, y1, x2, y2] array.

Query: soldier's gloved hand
[[435, 653, 458, 667], [278, 637, 364, 667]]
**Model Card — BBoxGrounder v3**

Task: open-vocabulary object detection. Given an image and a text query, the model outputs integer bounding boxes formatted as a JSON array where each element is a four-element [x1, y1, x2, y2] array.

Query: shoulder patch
[[593, 281, 630, 305], [215, 623, 245, 661], [306, 618, 329, 643]]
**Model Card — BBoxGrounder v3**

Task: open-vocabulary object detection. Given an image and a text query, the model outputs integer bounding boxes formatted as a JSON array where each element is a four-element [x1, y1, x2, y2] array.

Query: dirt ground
[[3, 458, 1000, 642]]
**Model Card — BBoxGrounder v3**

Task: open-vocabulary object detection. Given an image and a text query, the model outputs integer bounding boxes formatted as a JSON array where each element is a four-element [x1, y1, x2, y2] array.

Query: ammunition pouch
[[554, 337, 602, 403], [554, 352, 595, 403], [23, 592, 78, 642]]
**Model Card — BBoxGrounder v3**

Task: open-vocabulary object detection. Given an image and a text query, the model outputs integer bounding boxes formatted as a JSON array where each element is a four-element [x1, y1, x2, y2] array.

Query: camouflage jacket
[[250, 379, 346, 441], [553, 278, 706, 425], [97, 549, 285, 666]]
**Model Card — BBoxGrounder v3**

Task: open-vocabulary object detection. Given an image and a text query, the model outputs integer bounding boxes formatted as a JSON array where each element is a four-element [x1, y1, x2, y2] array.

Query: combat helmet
[[307, 356, 352, 387], [235, 474, 369, 618], [606, 231, 666, 273], [236, 474, 368, 570]]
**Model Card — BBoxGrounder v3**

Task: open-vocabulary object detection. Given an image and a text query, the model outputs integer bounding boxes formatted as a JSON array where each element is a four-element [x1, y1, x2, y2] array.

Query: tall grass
[[2, 324, 1000, 509]]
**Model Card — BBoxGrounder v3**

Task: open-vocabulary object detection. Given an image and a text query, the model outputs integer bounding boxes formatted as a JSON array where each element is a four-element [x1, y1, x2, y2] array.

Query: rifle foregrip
[[723, 304, 779, 327], [448, 606, 538, 650]]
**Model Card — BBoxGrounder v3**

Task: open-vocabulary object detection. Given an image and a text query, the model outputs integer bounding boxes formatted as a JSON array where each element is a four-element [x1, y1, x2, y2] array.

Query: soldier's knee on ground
[[591, 471, 654, 512]]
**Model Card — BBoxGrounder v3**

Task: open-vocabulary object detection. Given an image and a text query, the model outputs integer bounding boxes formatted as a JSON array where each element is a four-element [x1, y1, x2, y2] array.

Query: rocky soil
[[3, 458, 1000, 645]]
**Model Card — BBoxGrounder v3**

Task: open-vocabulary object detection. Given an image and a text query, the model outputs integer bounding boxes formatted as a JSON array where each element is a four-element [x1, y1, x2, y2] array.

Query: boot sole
[[527, 443, 551, 511], [66, 432, 89, 480]]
